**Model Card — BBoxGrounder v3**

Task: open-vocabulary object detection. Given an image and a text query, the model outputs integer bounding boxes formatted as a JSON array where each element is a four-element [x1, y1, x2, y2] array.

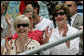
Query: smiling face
[[16, 22, 29, 37], [54, 9, 67, 25], [14, 15, 30, 37]]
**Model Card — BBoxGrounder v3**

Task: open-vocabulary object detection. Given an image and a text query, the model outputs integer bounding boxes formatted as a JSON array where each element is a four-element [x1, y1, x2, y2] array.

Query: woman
[[11, 8, 43, 44], [5, 15, 40, 55], [43, 4, 80, 55]]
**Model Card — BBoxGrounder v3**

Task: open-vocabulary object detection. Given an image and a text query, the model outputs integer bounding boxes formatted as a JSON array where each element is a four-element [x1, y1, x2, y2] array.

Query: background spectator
[[64, 1, 83, 29], [5, 15, 40, 55]]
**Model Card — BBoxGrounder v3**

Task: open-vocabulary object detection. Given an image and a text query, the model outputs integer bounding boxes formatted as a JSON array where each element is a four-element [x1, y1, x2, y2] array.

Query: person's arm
[[1, 45, 4, 55], [5, 13, 12, 38], [62, 24, 70, 48], [5, 36, 12, 55]]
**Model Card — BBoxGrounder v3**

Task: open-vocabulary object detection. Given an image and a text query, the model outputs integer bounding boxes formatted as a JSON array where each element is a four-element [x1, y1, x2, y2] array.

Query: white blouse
[[43, 24, 79, 55], [35, 16, 54, 31]]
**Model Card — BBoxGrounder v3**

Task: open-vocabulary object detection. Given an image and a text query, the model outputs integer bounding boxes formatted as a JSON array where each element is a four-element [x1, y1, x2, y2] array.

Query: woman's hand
[[62, 24, 70, 48], [42, 26, 53, 44], [5, 36, 12, 54], [62, 24, 68, 37], [5, 13, 11, 26]]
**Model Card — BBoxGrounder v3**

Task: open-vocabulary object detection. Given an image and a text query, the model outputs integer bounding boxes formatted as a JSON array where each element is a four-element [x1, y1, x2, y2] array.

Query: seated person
[[42, 4, 80, 55], [9, 9, 43, 44], [5, 15, 40, 55]]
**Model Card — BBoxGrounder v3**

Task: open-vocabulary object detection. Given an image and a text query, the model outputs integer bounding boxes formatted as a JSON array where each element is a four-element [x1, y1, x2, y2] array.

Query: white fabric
[[9, 38, 40, 55], [35, 16, 54, 31], [1, 39, 6, 55], [1, 15, 8, 38], [43, 24, 79, 55], [1, 39, 5, 47], [71, 13, 78, 26]]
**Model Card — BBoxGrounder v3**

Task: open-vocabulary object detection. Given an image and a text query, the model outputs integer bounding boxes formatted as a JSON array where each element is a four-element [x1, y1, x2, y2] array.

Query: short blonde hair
[[13, 15, 31, 30]]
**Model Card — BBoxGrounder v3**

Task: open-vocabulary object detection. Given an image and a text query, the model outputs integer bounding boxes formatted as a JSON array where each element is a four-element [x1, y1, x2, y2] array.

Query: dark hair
[[52, 4, 70, 28], [25, 2, 33, 7], [25, 2, 40, 14], [52, 4, 70, 18], [64, 1, 77, 6]]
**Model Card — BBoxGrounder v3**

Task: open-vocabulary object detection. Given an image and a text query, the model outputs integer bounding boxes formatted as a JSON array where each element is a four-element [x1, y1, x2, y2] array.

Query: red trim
[[36, 17, 43, 25]]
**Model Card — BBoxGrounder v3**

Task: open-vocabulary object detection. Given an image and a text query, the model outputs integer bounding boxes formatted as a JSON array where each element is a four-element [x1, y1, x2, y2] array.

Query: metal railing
[[17, 31, 83, 55]]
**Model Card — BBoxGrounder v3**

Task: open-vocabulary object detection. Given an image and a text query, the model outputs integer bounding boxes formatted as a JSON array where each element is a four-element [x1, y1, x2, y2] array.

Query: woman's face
[[16, 22, 29, 37], [26, 4, 33, 10], [54, 9, 67, 25]]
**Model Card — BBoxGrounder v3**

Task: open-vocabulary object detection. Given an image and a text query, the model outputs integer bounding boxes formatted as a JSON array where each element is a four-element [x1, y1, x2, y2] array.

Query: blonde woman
[[5, 15, 40, 55]]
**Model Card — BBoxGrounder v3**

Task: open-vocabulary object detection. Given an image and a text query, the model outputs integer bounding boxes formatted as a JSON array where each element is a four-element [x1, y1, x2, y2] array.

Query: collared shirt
[[43, 24, 79, 55], [35, 16, 54, 31], [71, 13, 78, 26]]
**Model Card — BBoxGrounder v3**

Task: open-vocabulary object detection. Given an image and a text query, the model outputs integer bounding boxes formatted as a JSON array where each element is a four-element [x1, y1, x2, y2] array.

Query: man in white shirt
[[64, 1, 83, 29], [25, 2, 54, 31]]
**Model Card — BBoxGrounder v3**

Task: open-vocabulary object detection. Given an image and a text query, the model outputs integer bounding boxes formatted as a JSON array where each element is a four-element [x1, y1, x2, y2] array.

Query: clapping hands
[[41, 26, 53, 44]]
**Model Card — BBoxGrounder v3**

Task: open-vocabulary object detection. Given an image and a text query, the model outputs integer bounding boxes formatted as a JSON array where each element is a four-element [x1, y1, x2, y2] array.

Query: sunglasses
[[67, 4, 72, 7], [55, 12, 65, 17], [17, 23, 29, 28]]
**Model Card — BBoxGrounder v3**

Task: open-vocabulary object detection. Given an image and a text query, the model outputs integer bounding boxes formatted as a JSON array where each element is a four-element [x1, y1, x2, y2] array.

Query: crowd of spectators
[[1, 1, 83, 55]]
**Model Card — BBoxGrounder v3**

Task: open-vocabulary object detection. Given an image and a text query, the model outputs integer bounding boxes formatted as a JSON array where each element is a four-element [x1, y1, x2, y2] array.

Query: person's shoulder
[[42, 17, 51, 21], [34, 30, 43, 35], [76, 13, 83, 17]]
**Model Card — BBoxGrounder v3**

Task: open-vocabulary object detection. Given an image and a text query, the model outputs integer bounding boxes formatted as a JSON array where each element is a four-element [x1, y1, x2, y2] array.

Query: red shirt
[[11, 30, 43, 44]]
